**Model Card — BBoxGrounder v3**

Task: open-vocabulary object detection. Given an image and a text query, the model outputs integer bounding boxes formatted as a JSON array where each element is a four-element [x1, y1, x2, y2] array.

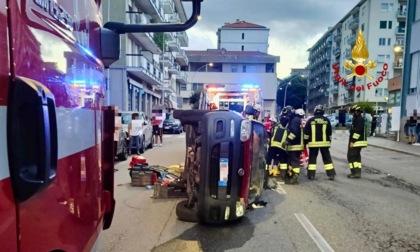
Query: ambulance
[[0, 0, 203, 250]]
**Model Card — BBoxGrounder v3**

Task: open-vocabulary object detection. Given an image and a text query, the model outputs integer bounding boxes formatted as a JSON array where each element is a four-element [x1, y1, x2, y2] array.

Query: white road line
[[294, 213, 335, 252], [274, 181, 287, 194]]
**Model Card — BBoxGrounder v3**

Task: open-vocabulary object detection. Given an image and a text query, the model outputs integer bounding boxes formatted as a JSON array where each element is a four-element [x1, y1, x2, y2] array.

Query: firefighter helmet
[[314, 105, 325, 115], [295, 108, 305, 117], [350, 104, 362, 113], [281, 106, 294, 118], [269, 117, 277, 123]]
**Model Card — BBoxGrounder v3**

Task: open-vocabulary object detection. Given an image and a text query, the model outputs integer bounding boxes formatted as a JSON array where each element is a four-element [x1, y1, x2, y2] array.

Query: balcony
[[168, 13, 180, 23], [334, 33, 342, 42], [396, 26, 406, 35], [331, 87, 339, 94], [161, 52, 175, 67], [127, 12, 160, 54], [396, 9, 407, 20], [176, 71, 188, 84], [177, 31, 189, 47], [168, 39, 180, 52], [175, 50, 189, 66], [394, 62, 404, 69], [161, 0, 175, 14], [348, 33, 356, 45], [126, 54, 163, 86], [168, 62, 180, 75], [334, 47, 341, 56], [344, 97, 354, 104], [349, 17, 359, 30], [136, 0, 164, 22]]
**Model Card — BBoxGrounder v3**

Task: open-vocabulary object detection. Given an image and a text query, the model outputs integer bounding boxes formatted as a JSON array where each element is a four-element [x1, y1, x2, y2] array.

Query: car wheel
[[148, 134, 153, 149], [140, 137, 146, 154], [176, 200, 199, 222], [117, 141, 128, 161]]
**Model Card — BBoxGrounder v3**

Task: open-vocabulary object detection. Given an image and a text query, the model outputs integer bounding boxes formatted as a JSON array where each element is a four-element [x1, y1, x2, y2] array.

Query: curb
[[368, 143, 420, 157]]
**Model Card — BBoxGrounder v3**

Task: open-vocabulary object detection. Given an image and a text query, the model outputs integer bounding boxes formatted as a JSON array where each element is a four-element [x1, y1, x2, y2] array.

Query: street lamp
[[280, 74, 303, 109]]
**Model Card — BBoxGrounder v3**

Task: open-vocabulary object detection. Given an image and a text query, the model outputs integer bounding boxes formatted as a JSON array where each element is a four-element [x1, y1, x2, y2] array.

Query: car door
[[143, 114, 153, 146], [7, 1, 106, 251], [0, 1, 18, 250]]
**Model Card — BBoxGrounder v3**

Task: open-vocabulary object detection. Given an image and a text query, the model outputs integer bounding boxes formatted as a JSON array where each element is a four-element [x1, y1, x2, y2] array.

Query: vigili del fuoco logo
[[332, 29, 388, 92]]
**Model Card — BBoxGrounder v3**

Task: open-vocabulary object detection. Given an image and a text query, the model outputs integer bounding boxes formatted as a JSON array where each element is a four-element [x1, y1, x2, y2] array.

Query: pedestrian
[[151, 116, 160, 147], [243, 101, 255, 119], [128, 113, 140, 155], [282, 106, 304, 185], [158, 116, 164, 147], [407, 116, 417, 144], [370, 115, 377, 136], [347, 105, 367, 179], [265, 113, 289, 183], [303, 105, 336, 180]]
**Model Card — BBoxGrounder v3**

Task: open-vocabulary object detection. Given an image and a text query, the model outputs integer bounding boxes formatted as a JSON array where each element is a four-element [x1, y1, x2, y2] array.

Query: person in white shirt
[[128, 113, 140, 155]]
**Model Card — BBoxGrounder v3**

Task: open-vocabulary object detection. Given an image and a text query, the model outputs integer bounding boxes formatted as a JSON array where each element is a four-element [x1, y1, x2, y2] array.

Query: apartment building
[[400, 0, 420, 117], [103, 0, 189, 115], [182, 49, 280, 116], [308, 0, 403, 114], [217, 19, 270, 53]]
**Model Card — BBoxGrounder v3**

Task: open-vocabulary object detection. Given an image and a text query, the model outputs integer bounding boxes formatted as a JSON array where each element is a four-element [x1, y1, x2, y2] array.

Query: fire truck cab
[[0, 0, 203, 251]]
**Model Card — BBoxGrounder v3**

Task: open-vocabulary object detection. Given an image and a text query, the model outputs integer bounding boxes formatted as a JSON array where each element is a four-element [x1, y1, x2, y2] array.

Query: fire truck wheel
[[176, 200, 199, 222]]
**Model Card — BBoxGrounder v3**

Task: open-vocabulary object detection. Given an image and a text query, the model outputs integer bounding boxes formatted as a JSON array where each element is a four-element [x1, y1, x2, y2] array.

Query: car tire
[[147, 134, 153, 149], [176, 200, 199, 222], [117, 141, 128, 161], [140, 137, 146, 154]]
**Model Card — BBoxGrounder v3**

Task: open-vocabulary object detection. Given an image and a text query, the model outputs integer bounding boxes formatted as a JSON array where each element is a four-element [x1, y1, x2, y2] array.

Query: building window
[[231, 64, 238, 72], [243, 65, 247, 72], [387, 38, 391, 46], [395, 92, 401, 104], [388, 21, 392, 29], [377, 55, 385, 62], [180, 83, 187, 91], [242, 33, 245, 39], [380, 21, 387, 29], [381, 3, 390, 11], [361, 23, 365, 31], [192, 83, 203, 91], [241, 45, 244, 51], [379, 38, 386, 46]]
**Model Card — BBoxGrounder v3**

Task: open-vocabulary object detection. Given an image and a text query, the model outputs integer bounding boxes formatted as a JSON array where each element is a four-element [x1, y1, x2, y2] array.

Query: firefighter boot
[[327, 169, 336, 180], [270, 167, 279, 177], [307, 170, 316, 180], [347, 168, 361, 179], [286, 173, 299, 185]]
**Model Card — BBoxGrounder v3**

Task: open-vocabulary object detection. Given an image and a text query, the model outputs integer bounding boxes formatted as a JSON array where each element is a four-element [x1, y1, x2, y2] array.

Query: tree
[[189, 91, 202, 109], [353, 101, 374, 114], [153, 33, 169, 51], [276, 76, 307, 110]]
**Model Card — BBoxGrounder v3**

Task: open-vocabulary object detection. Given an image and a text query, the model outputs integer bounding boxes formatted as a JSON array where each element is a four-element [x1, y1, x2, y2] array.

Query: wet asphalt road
[[100, 132, 420, 252]]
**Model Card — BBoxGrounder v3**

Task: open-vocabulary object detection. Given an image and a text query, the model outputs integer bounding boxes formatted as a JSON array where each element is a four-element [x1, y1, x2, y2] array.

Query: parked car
[[163, 118, 183, 134], [115, 129, 129, 161], [118, 111, 154, 153]]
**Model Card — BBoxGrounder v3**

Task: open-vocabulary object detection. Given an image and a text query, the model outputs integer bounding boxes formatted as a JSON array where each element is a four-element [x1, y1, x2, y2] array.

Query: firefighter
[[303, 105, 336, 180], [265, 111, 290, 182], [347, 104, 367, 178], [282, 106, 304, 185], [244, 101, 255, 119]]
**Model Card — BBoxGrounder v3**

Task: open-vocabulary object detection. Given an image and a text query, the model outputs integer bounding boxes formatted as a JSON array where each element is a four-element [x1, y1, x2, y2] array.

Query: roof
[[185, 49, 280, 64], [221, 20, 266, 29]]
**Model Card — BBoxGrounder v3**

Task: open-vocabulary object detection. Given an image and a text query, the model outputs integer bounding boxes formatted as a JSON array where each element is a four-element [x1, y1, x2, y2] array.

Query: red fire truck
[[0, 0, 203, 251]]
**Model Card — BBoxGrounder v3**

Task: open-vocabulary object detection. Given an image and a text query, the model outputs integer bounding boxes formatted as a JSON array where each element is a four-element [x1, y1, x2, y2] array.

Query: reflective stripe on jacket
[[350, 115, 367, 147], [270, 123, 288, 150], [303, 115, 332, 148], [287, 116, 304, 151]]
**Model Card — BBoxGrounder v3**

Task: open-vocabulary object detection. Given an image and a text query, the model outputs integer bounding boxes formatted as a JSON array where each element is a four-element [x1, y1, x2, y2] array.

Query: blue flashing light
[[241, 83, 260, 90]]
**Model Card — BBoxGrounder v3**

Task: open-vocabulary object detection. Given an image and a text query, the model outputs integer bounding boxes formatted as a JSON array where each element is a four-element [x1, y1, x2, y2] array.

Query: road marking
[[294, 213, 335, 252], [274, 181, 287, 194]]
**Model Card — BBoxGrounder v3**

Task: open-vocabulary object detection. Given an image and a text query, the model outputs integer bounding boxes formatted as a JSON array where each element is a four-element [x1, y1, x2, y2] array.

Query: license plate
[[219, 158, 228, 186], [164, 127, 170, 129]]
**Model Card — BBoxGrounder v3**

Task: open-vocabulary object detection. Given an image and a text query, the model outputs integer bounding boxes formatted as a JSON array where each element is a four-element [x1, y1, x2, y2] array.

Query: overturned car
[[174, 110, 267, 224]]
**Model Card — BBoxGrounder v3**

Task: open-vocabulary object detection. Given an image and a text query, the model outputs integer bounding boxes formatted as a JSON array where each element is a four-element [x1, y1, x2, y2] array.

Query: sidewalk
[[332, 130, 420, 157]]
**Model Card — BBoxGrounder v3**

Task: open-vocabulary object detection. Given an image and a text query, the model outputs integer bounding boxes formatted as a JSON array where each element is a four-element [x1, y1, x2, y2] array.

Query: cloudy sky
[[184, 0, 360, 78]]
